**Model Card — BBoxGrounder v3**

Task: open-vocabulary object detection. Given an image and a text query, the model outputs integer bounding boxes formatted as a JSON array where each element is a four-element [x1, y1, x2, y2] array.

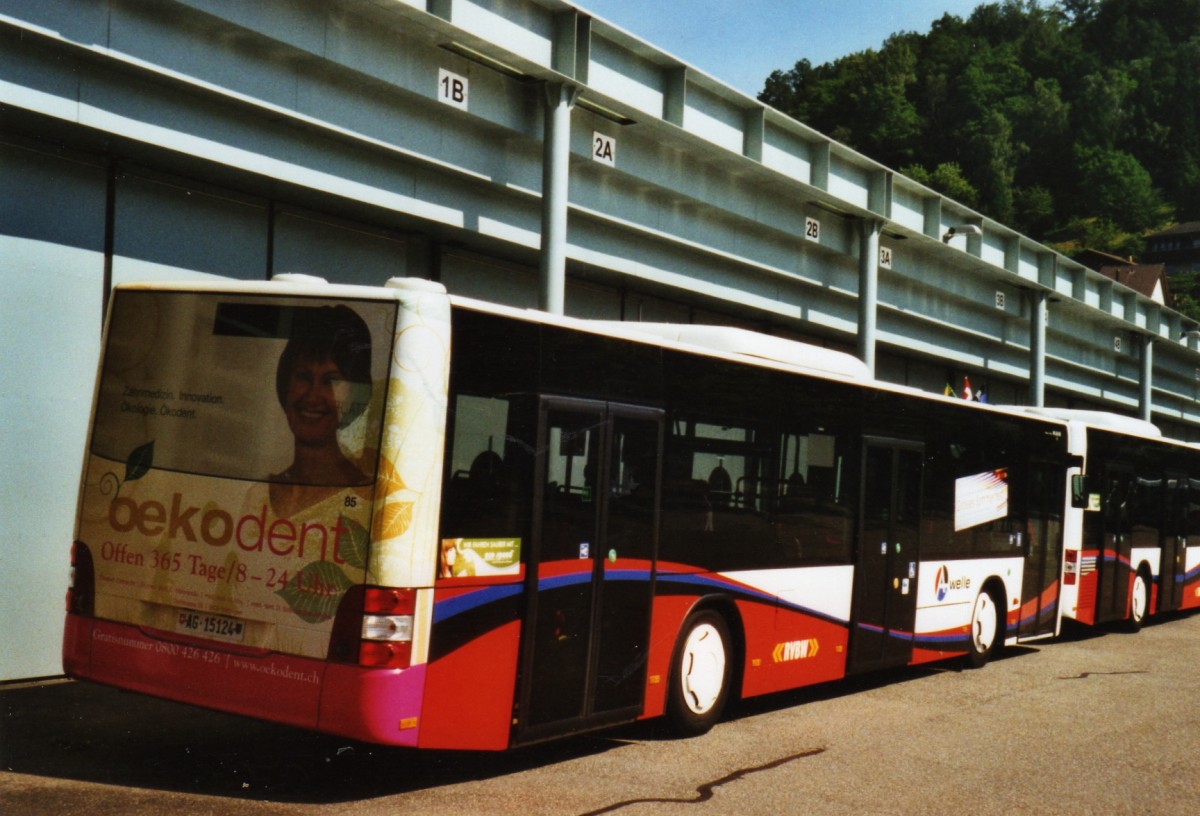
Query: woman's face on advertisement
[[283, 355, 349, 444]]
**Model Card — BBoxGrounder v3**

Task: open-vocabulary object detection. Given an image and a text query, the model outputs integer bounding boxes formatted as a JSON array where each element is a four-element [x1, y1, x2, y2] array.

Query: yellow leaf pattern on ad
[[376, 455, 407, 498], [377, 501, 414, 540]]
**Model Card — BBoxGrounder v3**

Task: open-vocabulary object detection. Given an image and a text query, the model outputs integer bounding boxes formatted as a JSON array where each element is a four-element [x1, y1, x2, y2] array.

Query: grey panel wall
[[113, 175, 269, 283], [273, 211, 406, 283], [0, 144, 106, 681]]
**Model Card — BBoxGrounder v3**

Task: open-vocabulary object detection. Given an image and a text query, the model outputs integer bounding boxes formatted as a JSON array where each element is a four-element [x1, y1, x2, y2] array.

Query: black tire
[[665, 610, 732, 737], [1128, 569, 1150, 632], [965, 588, 1003, 669]]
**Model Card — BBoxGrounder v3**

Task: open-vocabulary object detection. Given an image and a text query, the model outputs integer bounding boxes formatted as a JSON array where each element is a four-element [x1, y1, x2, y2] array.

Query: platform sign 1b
[[438, 68, 468, 110]]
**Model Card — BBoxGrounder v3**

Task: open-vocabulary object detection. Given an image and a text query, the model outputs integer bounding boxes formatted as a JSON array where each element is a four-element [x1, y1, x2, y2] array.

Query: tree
[[1075, 145, 1170, 232], [1073, 68, 1136, 149], [901, 162, 979, 206], [1169, 270, 1200, 321], [756, 0, 1200, 245], [1013, 185, 1056, 235], [964, 110, 1018, 223], [857, 36, 924, 167], [1006, 78, 1072, 193]]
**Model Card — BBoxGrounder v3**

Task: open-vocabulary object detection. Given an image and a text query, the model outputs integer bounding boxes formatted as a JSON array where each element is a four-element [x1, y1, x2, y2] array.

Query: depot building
[[3, 0, 1198, 681]]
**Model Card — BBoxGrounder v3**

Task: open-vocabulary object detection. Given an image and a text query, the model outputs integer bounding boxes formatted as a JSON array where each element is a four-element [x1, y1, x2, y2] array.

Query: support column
[[1028, 290, 1048, 407], [1140, 335, 1155, 422], [539, 82, 577, 315], [858, 219, 882, 377]]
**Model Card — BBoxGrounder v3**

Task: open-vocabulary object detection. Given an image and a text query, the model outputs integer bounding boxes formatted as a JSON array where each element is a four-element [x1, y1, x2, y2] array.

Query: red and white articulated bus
[[1032, 409, 1200, 631], [64, 276, 1200, 750]]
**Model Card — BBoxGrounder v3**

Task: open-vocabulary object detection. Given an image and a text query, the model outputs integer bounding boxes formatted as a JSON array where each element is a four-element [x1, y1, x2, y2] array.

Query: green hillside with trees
[[759, 0, 1198, 280]]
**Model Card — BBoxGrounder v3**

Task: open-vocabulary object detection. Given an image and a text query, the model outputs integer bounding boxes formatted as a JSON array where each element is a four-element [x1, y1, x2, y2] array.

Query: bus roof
[[585, 322, 872, 382], [110, 276, 1129, 438], [1021, 407, 1163, 439]]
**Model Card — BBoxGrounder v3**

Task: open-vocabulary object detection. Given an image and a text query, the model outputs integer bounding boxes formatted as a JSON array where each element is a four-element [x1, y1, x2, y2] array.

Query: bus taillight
[[358, 587, 415, 669], [1064, 549, 1079, 585], [66, 541, 95, 616]]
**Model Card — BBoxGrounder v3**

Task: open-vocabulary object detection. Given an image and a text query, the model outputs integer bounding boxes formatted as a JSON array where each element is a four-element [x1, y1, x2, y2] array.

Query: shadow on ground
[[0, 661, 967, 806], [0, 680, 624, 804], [6, 621, 1144, 806]]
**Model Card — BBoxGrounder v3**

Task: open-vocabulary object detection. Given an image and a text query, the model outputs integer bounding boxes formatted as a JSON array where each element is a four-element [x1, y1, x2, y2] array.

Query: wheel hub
[[681, 623, 726, 714]]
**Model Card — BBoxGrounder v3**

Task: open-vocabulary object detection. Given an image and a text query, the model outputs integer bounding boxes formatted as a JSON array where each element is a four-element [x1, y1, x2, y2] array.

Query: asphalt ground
[[3, 612, 1200, 815]]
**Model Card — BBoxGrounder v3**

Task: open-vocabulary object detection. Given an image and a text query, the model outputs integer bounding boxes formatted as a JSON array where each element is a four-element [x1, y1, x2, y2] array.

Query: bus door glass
[[849, 439, 922, 672], [1160, 474, 1190, 613], [1097, 468, 1135, 622], [517, 398, 662, 742], [1185, 479, 1200, 607], [1019, 458, 1064, 638]]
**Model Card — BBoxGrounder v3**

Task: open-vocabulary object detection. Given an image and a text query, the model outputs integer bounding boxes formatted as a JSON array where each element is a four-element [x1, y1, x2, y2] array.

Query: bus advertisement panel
[[72, 290, 396, 662]]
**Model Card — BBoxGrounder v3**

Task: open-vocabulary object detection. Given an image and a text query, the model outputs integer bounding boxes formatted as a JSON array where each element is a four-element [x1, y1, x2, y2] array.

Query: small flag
[[976, 388, 987, 404], [944, 382, 957, 398], [962, 376, 973, 401]]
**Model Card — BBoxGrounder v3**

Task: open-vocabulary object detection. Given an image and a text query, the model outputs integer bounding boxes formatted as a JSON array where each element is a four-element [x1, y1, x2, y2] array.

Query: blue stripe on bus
[[433, 584, 524, 623], [432, 570, 654, 623], [433, 569, 857, 628], [914, 631, 967, 645], [854, 622, 916, 640]]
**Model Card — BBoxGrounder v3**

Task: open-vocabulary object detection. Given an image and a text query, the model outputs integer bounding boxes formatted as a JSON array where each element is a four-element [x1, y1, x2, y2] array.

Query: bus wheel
[[966, 589, 1002, 669], [666, 610, 732, 737], [1128, 570, 1150, 631]]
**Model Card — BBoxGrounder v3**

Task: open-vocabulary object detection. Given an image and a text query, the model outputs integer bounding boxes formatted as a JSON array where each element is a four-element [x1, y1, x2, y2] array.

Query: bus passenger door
[[1096, 469, 1134, 623], [1018, 459, 1065, 638], [515, 398, 662, 744], [848, 439, 923, 674], [1160, 475, 1189, 613]]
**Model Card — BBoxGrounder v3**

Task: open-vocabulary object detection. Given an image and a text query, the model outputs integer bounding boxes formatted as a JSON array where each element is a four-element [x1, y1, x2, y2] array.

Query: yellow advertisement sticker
[[439, 538, 522, 578]]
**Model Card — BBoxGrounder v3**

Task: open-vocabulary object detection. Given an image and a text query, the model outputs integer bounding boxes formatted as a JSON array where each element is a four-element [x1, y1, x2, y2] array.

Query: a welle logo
[[934, 565, 972, 602]]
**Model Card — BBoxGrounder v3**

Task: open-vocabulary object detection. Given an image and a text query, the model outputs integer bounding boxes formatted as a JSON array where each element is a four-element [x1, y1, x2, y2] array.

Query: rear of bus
[[63, 276, 451, 746]]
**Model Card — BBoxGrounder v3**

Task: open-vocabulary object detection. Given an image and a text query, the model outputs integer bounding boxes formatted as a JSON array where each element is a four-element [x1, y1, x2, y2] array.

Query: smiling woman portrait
[[268, 305, 374, 516]]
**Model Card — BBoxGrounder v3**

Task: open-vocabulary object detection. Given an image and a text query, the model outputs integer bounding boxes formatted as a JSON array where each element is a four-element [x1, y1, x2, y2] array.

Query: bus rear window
[[91, 290, 396, 486]]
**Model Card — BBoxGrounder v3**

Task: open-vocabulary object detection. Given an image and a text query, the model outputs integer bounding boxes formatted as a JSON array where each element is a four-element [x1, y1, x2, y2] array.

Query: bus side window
[[442, 394, 528, 541], [661, 417, 776, 569], [925, 422, 1028, 555], [774, 431, 851, 564]]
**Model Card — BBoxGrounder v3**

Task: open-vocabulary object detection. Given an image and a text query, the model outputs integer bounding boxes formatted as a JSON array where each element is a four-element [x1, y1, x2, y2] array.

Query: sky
[[580, 0, 989, 97]]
